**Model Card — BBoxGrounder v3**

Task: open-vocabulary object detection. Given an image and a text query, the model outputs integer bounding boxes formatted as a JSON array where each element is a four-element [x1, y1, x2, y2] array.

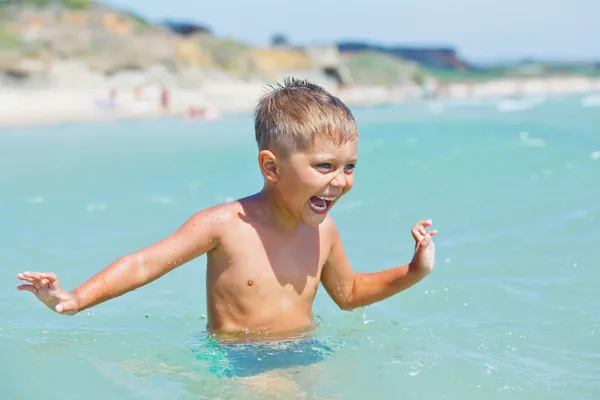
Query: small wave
[[518, 131, 546, 147], [497, 97, 544, 113], [150, 196, 175, 205], [85, 203, 107, 212], [25, 196, 45, 204], [580, 94, 600, 108], [215, 196, 234, 204]]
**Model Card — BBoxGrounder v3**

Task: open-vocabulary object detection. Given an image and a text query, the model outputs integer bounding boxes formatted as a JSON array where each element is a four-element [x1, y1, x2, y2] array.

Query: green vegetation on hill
[[343, 51, 423, 86]]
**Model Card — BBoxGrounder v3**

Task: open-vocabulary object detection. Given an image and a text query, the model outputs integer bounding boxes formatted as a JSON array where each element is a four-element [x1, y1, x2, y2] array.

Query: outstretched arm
[[17, 209, 220, 314], [320, 218, 437, 311]]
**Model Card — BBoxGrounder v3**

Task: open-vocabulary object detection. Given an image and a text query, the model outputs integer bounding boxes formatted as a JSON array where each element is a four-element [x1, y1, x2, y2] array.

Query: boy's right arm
[[16, 209, 221, 315]]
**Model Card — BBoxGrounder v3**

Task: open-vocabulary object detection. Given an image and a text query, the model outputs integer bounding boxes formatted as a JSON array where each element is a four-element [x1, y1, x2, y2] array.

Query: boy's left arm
[[320, 218, 437, 311]]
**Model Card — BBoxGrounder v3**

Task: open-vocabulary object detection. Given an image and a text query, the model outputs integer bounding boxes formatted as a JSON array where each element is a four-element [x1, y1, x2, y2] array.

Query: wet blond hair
[[254, 77, 358, 157]]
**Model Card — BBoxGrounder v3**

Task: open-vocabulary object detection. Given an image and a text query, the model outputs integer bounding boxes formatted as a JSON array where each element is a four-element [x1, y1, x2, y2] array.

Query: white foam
[[591, 151, 600, 160]]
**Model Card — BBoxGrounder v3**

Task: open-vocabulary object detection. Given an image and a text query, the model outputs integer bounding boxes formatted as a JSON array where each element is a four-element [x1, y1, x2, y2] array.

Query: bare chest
[[208, 223, 327, 297]]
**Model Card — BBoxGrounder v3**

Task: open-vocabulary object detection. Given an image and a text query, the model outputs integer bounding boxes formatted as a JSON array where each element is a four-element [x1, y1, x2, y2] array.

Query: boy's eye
[[316, 163, 333, 169], [344, 163, 356, 171]]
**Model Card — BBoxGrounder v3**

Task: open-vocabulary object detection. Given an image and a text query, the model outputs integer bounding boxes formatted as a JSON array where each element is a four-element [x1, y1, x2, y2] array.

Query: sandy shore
[[2, 76, 600, 128]]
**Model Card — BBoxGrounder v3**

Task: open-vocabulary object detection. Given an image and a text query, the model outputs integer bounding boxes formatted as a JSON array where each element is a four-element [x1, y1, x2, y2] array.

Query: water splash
[[361, 307, 374, 325]]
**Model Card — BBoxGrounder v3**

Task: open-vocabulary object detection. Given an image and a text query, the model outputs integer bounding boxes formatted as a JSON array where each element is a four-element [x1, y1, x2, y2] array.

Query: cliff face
[[337, 42, 472, 70]]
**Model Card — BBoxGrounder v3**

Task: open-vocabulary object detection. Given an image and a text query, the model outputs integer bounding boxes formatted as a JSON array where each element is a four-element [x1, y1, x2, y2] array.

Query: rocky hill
[[0, 0, 432, 91], [0, 1, 333, 87]]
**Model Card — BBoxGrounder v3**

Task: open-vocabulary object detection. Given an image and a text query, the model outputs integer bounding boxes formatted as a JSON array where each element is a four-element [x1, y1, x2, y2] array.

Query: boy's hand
[[410, 219, 437, 273], [17, 272, 80, 315]]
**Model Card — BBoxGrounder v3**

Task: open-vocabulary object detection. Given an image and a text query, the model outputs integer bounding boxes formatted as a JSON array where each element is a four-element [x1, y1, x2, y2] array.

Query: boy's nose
[[330, 173, 347, 188]]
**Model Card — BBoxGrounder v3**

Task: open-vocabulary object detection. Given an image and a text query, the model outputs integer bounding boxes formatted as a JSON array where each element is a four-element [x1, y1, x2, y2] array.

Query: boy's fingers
[[411, 227, 422, 241], [40, 273, 58, 282], [19, 276, 43, 290], [413, 220, 429, 229], [22, 271, 43, 280], [417, 234, 432, 249], [17, 273, 34, 281], [17, 284, 38, 294], [18, 276, 38, 285]]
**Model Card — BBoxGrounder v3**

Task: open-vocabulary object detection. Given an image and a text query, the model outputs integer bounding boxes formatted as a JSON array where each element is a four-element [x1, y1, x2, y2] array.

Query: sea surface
[[1, 94, 599, 399]]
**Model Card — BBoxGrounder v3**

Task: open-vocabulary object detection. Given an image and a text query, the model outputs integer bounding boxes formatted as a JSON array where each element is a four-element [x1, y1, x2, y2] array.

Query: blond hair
[[254, 77, 358, 156]]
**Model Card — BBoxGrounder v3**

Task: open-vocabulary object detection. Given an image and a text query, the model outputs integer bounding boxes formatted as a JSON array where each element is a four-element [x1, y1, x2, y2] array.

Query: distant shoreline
[[2, 75, 600, 129]]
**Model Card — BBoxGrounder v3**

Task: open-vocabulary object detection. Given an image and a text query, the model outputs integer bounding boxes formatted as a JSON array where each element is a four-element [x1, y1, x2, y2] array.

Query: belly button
[[247, 280, 254, 286]]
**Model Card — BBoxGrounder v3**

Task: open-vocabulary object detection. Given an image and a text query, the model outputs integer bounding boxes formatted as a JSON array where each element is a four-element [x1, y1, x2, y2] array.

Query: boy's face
[[274, 137, 358, 227]]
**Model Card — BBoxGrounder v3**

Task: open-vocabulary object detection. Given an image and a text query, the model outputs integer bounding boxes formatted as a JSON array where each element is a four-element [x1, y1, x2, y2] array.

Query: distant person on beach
[[16, 78, 437, 381], [160, 86, 169, 111]]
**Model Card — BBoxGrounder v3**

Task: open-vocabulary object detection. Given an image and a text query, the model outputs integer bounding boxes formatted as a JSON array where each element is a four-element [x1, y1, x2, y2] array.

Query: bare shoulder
[[320, 214, 342, 250], [187, 200, 245, 238]]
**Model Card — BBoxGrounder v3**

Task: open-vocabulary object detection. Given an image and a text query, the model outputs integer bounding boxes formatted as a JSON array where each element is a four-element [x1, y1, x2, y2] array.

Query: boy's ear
[[258, 150, 279, 182]]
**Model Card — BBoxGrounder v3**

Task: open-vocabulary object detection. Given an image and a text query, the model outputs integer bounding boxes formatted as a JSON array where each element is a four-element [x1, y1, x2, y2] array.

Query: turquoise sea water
[[1, 94, 599, 399]]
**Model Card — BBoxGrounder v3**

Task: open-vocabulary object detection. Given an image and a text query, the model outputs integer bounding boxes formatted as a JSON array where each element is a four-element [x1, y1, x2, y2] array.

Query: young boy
[[16, 78, 437, 376]]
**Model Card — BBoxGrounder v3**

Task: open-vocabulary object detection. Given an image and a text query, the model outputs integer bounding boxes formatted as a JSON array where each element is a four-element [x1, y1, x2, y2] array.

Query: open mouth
[[309, 196, 336, 214]]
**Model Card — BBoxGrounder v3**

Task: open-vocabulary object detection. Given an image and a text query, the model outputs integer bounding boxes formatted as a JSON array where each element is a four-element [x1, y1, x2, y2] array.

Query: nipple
[[247, 280, 254, 286]]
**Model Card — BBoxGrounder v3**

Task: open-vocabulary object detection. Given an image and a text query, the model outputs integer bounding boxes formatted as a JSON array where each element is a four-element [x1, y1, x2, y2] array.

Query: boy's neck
[[253, 185, 304, 231]]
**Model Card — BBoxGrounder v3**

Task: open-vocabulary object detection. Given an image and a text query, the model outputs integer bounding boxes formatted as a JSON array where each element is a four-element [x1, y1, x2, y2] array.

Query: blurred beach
[[2, 1, 600, 127], [2, 69, 600, 127]]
